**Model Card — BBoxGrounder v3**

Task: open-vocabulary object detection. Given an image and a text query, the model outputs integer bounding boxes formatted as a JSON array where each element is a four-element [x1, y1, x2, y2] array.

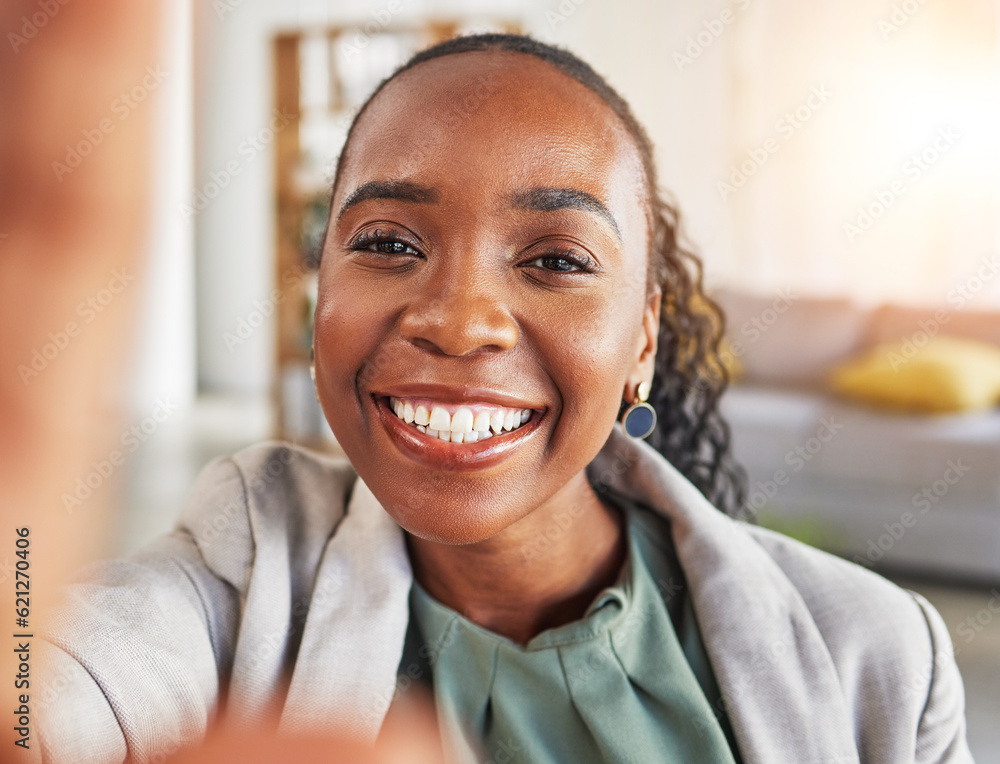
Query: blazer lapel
[[586, 425, 861, 764], [279, 473, 413, 742]]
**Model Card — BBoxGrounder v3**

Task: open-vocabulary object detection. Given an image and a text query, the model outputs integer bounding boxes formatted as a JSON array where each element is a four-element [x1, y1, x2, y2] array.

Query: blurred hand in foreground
[[166, 691, 446, 764]]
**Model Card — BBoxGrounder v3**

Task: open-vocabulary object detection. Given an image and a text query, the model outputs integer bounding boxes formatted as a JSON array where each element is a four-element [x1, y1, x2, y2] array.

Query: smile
[[373, 395, 545, 472], [387, 396, 533, 442]]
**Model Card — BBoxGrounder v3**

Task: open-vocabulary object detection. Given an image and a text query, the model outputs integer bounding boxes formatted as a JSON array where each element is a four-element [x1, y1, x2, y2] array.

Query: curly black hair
[[327, 33, 747, 517]]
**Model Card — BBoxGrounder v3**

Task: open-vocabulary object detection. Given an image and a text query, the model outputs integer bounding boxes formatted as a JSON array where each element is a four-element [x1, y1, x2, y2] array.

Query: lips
[[372, 394, 545, 472]]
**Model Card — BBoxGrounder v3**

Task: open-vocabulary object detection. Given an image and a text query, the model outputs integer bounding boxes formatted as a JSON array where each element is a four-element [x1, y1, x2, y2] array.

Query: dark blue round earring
[[621, 380, 656, 440]]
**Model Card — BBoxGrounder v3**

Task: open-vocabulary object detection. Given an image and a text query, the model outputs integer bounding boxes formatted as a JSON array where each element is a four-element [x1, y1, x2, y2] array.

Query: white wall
[[129, 0, 197, 413], [537, 0, 738, 283], [193, 2, 275, 394]]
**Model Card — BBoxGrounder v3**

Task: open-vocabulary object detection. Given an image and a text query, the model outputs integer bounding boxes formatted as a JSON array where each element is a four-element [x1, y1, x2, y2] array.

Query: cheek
[[312, 271, 392, 424], [545, 300, 640, 435]]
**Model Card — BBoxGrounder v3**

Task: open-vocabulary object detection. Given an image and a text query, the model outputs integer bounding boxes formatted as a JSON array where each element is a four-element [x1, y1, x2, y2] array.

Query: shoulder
[[743, 522, 928, 633], [743, 523, 971, 761], [189, 440, 357, 505], [178, 441, 357, 542], [171, 441, 359, 595], [742, 522, 937, 680]]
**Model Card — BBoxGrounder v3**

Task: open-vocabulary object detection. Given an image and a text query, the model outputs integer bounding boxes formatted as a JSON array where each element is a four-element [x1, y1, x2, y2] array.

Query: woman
[[37, 34, 971, 764]]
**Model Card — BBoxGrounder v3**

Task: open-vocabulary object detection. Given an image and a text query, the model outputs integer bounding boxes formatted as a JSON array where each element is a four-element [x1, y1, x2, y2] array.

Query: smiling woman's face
[[314, 50, 660, 545]]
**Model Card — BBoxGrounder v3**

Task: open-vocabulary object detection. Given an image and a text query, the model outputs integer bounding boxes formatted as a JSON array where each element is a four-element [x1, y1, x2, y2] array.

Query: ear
[[626, 285, 662, 402]]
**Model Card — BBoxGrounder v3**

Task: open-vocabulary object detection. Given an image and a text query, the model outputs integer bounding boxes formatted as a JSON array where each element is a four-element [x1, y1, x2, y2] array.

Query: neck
[[406, 472, 627, 645]]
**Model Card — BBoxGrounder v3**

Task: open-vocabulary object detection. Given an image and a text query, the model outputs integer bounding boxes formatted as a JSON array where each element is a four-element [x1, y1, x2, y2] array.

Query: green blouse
[[395, 496, 743, 764]]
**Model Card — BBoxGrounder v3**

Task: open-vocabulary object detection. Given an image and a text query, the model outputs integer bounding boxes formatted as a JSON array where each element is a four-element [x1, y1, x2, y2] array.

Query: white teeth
[[450, 407, 474, 434], [388, 397, 534, 442], [414, 404, 430, 426], [426, 428, 451, 442], [490, 411, 504, 433], [428, 406, 451, 432]]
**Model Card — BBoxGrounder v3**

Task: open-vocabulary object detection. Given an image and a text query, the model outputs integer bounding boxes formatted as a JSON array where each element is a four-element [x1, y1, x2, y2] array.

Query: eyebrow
[[509, 187, 622, 242], [337, 180, 622, 242], [337, 180, 439, 219]]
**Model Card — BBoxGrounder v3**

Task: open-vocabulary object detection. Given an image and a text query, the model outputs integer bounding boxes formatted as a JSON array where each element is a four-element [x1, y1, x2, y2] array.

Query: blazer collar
[[586, 424, 860, 764]]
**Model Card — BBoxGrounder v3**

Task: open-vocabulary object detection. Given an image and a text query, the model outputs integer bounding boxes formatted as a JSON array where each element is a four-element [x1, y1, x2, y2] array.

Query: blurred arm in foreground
[[0, 2, 160, 759]]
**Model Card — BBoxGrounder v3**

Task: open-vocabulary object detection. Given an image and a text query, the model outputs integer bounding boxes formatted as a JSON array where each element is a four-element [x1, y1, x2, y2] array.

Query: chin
[[380, 492, 521, 546]]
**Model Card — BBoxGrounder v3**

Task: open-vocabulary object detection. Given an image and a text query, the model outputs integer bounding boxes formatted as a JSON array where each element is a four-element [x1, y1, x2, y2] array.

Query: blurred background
[[47, 0, 997, 757]]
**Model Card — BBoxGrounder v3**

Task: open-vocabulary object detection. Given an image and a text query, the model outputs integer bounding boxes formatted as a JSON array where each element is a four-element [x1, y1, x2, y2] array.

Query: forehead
[[336, 50, 648, 243]]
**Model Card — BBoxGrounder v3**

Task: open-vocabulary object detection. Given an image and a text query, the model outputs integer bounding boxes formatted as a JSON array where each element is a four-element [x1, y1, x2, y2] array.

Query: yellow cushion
[[829, 335, 1000, 414]]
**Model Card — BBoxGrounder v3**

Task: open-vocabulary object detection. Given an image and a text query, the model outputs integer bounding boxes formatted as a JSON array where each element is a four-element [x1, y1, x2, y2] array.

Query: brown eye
[[533, 255, 584, 272], [373, 240, 416, 255], [348, 227, 421, 258], [524, 247, 596, 274]]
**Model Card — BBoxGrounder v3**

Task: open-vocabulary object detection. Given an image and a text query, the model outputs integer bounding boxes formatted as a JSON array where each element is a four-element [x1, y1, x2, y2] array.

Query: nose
[[399, 266, 519, 357]]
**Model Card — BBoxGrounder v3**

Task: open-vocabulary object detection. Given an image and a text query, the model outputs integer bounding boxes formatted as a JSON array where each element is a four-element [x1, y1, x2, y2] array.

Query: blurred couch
[[714, 289, 1000, 582]]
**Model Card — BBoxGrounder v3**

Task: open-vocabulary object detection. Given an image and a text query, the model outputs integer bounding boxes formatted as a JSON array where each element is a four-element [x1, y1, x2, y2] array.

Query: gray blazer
[[36, 424, 973, 763]]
